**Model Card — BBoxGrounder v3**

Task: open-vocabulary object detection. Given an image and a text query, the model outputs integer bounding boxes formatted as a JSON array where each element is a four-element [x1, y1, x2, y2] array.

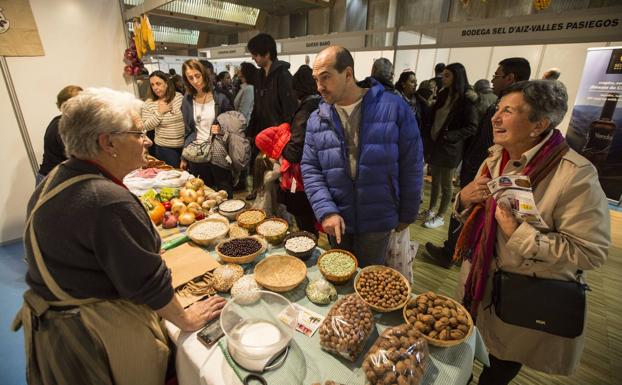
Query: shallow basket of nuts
[[254, 255, 307, 292], [215, 235, 267, 264], [317, 249, 358, 284], [187, 218, 230, 246], [354, 265, 411, 312], [403, 291, 474, 347], [235, 208, 266, 233], [255, 217, 289, 245], [283, 231, 318, 260]]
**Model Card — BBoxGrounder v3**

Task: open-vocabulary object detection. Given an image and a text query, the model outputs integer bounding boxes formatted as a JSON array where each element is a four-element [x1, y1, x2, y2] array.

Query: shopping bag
[[385, 230, 414, 283]]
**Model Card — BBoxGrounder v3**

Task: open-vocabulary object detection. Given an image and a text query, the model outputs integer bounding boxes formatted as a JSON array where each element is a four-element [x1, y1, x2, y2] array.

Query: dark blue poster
[[566, 47, 622, 201]]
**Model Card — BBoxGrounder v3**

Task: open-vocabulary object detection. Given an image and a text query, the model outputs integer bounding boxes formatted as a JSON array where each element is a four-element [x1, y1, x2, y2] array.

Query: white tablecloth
[[166, 247, 489, 385]]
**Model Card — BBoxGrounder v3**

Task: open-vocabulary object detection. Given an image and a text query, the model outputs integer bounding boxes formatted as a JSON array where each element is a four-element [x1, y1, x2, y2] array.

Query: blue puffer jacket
[[301, 78, 424, 233]]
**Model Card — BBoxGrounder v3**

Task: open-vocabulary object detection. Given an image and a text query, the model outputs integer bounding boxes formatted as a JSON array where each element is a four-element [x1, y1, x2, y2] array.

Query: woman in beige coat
[[453, 80, 610, 384]]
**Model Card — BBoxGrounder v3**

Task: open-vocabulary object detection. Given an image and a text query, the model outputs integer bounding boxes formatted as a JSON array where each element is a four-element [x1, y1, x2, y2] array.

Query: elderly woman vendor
[[13, 88, 226, 385], [454, 80, 610, 384]]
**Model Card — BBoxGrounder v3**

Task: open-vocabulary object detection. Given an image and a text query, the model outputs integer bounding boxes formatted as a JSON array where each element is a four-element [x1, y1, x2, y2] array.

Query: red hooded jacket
[[255, 123, 305, 192]]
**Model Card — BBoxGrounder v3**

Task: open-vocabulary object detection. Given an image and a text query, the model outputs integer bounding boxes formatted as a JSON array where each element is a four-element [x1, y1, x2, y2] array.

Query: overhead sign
[[281, 35, 365, 54], [439, 13, 622, 47], [208, 45, 247, 59]]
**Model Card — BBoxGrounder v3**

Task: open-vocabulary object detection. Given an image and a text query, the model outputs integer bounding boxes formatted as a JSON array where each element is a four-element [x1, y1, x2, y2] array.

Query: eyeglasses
[[117, 129, 147, 139]]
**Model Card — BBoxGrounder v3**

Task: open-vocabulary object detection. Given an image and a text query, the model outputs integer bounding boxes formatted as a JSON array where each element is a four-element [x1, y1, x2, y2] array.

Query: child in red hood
[[255, 122, 318, 235]]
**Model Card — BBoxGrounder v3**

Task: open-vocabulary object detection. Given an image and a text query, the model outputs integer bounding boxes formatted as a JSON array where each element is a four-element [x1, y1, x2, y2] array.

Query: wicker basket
[[283, 231, 318, 261], [215, 235, 267, 264], [186, 218, 230, 246], [354, 265, 411, 312], [217, 199, 246, 221], [403, 293, 474, 347], [317, 249, 358, 284], [235, 208, 266, 233], [255, 217, 289, 245], [254, 255, 307, 292]]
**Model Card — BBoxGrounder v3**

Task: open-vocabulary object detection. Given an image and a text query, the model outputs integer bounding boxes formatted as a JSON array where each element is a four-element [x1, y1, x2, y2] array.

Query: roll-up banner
[[566, 47, 622, 202]]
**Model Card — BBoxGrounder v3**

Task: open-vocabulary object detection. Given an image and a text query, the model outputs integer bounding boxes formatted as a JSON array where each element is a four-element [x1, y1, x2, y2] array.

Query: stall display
[[213, 264, 244, 292], [216, 236, 267, 264], [318, 294, 375, 361], [362, 323, 429, 385], [254, 255, 307, 292], [355, 266, 410, 312], [283, 231, 318, 260], [256, 217, 289, 245], [236, 208, 267, 232], [317, 249, 358, 284], [228, 223, 250, 239], [403, 292, 473, 347], [305, 278, 338, 305]]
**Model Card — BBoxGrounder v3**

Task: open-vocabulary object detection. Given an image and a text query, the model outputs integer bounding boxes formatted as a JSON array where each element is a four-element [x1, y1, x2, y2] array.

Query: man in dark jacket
[[246, 33, 297, 200], [302, 46, 424, 267], [425, 57, 531, 268]]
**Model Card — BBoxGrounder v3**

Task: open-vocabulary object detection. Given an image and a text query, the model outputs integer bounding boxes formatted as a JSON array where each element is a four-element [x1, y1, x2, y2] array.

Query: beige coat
[[454, 132, 611, 375]]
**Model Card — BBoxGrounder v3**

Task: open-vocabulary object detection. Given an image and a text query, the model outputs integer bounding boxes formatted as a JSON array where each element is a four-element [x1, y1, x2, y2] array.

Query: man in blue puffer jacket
[[302, 46, 424, 267]]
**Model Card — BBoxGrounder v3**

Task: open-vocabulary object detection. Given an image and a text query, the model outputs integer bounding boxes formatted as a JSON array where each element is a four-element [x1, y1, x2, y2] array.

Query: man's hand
[[395, 222, 410, 232], [182, 296, 227, 332], [322, 213, 345, 244]]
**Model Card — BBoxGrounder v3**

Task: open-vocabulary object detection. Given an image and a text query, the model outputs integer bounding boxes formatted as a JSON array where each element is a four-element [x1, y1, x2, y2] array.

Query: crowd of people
[[24, 31, 611, 385]]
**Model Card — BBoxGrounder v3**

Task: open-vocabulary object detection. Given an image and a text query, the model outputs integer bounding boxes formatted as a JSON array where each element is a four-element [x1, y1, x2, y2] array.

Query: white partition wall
[[0, 0, 133, 243], [447, 46, 494, 83]]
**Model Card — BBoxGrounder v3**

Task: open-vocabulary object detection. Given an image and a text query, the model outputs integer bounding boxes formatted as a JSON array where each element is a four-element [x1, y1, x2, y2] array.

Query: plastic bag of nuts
[[318, 294, 375, 361], [362, 323, 429, 385]]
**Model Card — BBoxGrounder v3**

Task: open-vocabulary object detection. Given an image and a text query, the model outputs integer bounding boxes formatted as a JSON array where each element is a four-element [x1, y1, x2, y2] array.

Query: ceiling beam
[[300, 0, 333, 8], [149, 9, 255, 30], [125, 0, 175, 20]]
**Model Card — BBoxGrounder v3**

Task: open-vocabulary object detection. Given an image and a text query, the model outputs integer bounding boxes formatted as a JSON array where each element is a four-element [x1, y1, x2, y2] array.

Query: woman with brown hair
[[180, 59, 234, 196], [141, 70, 184, 167]]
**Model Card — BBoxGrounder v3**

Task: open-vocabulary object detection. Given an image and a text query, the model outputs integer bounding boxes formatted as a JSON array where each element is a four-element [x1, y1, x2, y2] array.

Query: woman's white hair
[[59, 87, 144, 159]]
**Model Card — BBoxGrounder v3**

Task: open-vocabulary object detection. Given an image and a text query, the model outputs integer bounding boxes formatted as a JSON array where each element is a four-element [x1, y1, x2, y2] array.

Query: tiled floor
[[0, 186, 619, 385]]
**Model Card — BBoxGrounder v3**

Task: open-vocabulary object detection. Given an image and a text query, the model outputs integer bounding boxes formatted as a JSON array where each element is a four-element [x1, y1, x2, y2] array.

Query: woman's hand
[[157, 100, 172, 115], [458, 175, 492, 209], [495, 200, 519, 238], [182, 296, 227, 332], [210, 124, 221, 134], [179, 159, 188, 170]]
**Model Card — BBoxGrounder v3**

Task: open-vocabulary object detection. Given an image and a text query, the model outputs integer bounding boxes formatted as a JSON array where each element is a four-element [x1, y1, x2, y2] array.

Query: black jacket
[[282, 94, 321, 164], [39, 116, 67, 176], [427, 89, 478, 168], [249, 60, 297, 138], [460, 102, 496, 185], [181, 91, 232, 145]]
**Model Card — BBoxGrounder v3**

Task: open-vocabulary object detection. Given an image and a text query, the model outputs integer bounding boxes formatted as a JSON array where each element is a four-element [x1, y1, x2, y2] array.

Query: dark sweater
[[25, 158, 173, 310], [38, 116, 67, 176]]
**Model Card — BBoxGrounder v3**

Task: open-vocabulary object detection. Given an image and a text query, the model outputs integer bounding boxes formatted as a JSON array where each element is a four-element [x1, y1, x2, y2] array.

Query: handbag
[[492, 270, 589, 338], [182, 138, 213, 164]]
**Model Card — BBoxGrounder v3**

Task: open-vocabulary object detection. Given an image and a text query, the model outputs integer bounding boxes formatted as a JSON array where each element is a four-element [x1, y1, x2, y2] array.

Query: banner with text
[[566, 47, 622, 201]]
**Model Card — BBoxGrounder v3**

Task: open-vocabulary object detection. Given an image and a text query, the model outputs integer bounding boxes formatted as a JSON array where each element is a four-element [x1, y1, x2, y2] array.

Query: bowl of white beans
[[283, 231, 318, 261], [255, 217, 289, 245]]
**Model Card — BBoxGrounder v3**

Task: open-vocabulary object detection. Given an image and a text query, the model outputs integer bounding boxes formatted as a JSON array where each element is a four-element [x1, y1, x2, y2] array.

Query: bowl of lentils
[[283, 231, 318, 261], [255, 217, 289, 245], [215, 236, 267, 264], [317, 249, 358, 284]]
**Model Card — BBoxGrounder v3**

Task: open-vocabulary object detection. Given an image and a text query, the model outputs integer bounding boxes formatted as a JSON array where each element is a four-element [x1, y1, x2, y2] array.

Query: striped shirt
[[141, 92, 185, 148]]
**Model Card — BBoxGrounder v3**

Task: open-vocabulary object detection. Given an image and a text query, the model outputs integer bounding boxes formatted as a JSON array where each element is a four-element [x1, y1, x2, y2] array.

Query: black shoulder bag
[[491, 270, 590, 338]]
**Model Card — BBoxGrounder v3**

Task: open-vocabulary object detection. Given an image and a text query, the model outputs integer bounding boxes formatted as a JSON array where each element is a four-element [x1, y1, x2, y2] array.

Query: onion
[[187, 202, 202, 215], [171, 201, 187, 216], [196, 196, 205, 205], [178, 211, 196, 226], [180, 188, 198, 204]]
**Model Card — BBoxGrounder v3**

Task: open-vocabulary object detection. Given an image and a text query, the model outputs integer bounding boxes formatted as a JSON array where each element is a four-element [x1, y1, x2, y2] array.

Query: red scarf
[[454, 129, 569, 316]]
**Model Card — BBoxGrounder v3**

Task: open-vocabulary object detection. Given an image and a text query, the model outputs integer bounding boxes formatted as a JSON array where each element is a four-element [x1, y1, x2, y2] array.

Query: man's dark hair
[[217, 71, 229, 81], [168, 68, 176, 76], [333, 47, 355, 77], [434, 63, 445, 75], [247, 33, 277, 60], [499, 57, 531, 81], [199, 59, 214, 74]]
